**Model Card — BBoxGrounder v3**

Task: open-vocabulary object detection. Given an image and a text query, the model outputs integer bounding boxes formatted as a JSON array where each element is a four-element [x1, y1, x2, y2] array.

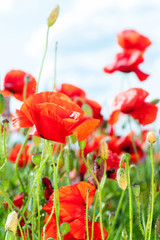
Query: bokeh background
[[1, 0, 160, 125]]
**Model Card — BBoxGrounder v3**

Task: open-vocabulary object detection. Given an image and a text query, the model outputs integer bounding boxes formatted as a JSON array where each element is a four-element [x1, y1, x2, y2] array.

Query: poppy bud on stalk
[[5, 211, 18, 236], [117, 168, 128, 190], [47, 5, 59, 27], [100, 141, 108, 160], [147, 131, 156, 144], [60, 222, 70, 236], [132, 183, 140, 197], [79, 139, 86, 149]]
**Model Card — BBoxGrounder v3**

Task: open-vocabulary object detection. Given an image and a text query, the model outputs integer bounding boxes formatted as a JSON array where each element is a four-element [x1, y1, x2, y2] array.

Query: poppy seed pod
[[47, 5, 59, 27], [60, 222, 70, 236], [117, 168, 128, 190], [147, 131, 156, 144], [100, 141, 108, 160], [5, 211, 18, 236]]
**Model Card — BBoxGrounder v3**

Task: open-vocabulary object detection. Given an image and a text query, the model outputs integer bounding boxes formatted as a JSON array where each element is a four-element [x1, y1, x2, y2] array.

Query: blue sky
[[1, 0, 160, 125]]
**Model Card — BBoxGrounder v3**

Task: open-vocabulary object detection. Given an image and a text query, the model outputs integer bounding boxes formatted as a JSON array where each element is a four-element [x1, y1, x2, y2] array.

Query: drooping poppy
[[42, 181, 108, 240], [117, 29, 151, 51], [58, 83, 103, 120], [12, 92, 100, 143], [42, 177, 53, 200], [104, 49, 149, 81], [1, 70, 36, 101], [108, 88, 158, 125], [9, 144, 32, 167]]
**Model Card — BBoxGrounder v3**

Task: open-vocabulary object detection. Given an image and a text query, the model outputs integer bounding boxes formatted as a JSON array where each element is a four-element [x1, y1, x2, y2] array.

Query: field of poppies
[[1, 5, 160, 240]]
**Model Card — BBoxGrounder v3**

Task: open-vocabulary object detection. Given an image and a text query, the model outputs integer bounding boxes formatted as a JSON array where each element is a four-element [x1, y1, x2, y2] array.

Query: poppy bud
[[60, 222, 70, 236], [0, 93, 5, 114], [96, 156, 102, 166], [82, 103, 93, 117], [100, 141, 108, 160], [117, 168, 128, 190], [32, 153, 41, 165], [79, 139, 86, 149], [70, 134, 77, 144], [2, 119, 9, 129], [156, 216, 160, 237], [147, 131, 156, 144], [121, 153, 130, 163], [132, 183, 140, 197], [47, 5, 59, 27], [150, 98, 160, 105], [5, 211, 18, 236]]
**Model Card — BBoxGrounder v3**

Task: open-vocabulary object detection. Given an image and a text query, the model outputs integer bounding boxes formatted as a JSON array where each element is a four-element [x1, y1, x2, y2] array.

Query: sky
[[1, 0, 160, 127]]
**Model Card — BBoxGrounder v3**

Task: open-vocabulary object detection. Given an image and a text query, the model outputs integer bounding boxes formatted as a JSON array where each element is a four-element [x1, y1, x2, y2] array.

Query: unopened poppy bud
[[132, 183, 140, 197], [60, 222, 70, 236], [47, 5, 59, 27], [100, 141, 108, 160], [147, 131, 156, 144], [0, 93, 5, 114], [5, 211, 18, 236], [70, 134, 77, 144], [2, 119, 9, 128], [156, 216, 160, 237], [117, 168, 128, 190], [79, 139, 86, 149], [82, 103, 93, 117], [32, 153, 41, 165], [33, 135, 41, 147]]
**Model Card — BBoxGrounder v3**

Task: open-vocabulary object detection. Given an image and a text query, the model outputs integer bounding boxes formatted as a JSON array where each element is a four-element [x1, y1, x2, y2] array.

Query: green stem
[[107, 190, 125, 240], [136, 197, 145, 237], [126, 157, 133, 240], [154, 225, 157, 240], [32, 185, 36, 240], [53, 42, 58, 91], [91, 192, 98, 240], [36, 27, 50, 93], [0, 126, 7, 172], [148, 143, 155, 240], [65, 149, 71, 185], [37, 166, 41, 240], [23, 81, 28, 101], [81, 149, 104, 240], [86, 189, 89, 240], [15, 128, 31, 195], [128, 116, 139, 163]]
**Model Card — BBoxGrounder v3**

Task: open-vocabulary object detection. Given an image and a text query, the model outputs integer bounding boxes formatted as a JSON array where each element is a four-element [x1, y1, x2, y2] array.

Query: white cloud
[[0, 0, 14, 13]]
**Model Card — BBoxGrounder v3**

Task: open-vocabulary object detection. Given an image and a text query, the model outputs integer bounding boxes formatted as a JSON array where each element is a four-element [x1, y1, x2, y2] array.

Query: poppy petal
[[134, 67, 149, 81]]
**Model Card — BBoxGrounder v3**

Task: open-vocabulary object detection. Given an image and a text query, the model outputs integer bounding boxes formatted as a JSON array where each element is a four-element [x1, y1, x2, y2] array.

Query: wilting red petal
[[58, 83, 86, 99], [108, 110, 121, 125], [130, 102, 158, 125], [134, 67, 149, 81], [104, 50, 144, 74], [117, 29, 151, 51], [73, 118, 100, 141]]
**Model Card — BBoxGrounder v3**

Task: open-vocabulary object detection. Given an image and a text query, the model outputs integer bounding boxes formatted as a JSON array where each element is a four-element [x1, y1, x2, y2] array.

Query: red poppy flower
[[9, 144, 32, 167], [58, 83, 86, 100], [104, 50, 149, 81], [108, 133, 144, 164], [42, 181, 108, 240], [106, 150, 124, 180], [108, 88, 158, 125], [1, 70, 36, 101], [117, 29, 151, 51], [58, 83, 103, 120], [12, 92, 100, 143]]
